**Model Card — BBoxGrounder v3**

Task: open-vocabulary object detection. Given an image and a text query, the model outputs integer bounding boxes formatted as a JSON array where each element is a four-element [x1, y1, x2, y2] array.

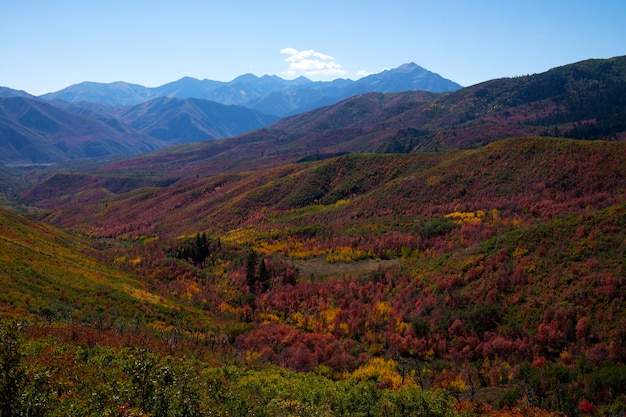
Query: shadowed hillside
[[0, 96, 165, 164]]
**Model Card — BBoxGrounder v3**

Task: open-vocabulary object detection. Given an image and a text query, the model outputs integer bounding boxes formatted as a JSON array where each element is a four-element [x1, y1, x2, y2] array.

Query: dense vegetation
[[1, 135, 624, 415], [2, 57, 626, 416]]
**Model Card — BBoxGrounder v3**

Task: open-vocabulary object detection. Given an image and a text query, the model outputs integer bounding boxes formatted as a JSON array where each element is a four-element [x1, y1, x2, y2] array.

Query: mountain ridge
[[118, 96, 279, 144], [88, 55, 626, 180], [0, 62, 463, 165], [0, 96, 165, 164], [0, 95, 279, 164], [37, 63, 462, 116]]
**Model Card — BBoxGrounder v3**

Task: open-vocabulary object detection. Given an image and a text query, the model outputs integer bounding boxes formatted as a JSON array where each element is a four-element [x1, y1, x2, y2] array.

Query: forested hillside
[[4, 137, 624, 416]]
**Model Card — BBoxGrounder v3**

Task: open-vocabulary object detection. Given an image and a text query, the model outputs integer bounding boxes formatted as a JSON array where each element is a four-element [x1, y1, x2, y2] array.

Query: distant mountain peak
[[0, 86, 34, 98], [232, 73, 260, 83], [395, 62, 426, 72]]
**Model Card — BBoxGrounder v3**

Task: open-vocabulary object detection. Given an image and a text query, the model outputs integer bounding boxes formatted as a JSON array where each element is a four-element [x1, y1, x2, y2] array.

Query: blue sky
[[2, 1, 625, 95]]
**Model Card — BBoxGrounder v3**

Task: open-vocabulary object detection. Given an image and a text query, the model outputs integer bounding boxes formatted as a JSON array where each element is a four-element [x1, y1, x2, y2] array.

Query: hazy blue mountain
[[119, 97, 279, 144], [0, 96, 164, 165], [347, 63, 461, 94], [39, 63, 462, 116], [40, 81, 152, 106], [150, 77, 225, 101], [0, 87, 34, 98]]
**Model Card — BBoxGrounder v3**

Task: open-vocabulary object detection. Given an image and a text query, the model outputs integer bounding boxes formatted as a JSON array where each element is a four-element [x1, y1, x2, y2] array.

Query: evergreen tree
[[0, 322, 25, 417], [258, 257, 271, 292], [245, 250, 259, 289]]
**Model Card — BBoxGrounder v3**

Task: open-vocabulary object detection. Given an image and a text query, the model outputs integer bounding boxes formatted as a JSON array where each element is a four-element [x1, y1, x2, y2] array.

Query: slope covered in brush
[[16, 136, 626, 414], [0, 207, 210, 330], [31, 138, 626, 241]]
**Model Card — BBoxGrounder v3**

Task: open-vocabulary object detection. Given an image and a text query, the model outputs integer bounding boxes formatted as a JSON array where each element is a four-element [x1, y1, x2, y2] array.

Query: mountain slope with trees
[[89, 56, 626, 181], [13, 136, 626, 415]]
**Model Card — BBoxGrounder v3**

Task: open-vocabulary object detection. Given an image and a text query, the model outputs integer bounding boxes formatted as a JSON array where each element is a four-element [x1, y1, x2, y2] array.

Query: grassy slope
[[0, 207, 210, 330]]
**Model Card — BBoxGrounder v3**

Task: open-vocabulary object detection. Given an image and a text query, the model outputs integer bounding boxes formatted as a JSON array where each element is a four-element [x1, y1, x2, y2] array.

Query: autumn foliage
[[2, 136, 626, 415]]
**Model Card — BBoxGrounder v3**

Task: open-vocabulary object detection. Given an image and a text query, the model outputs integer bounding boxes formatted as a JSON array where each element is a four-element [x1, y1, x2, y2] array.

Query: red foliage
[[578, 398, 595, 414], [236, 323, 355, 372]]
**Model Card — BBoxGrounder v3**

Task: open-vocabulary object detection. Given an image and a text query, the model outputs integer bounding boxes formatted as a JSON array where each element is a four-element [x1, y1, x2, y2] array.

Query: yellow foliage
[[290, 311, 312, 330], [150, 321, 176, 333], [258, 312, 280, 323], [320, 307, 340, 333], [445, 374, 469, 393], [444, 210, 486, 224], [395, 318, 410, 335], [183, 281, 201, 300], [257, 238, 326, 259], [350, 358, 403, 389], [375, 301, 392, 320], [512, 218, 524, 228], [368, 301, 393, 328], [423, 349, 435, 361], [122, 284, 172, 308], [326, 246, 369, 263], [560, 348, 572, 362], [218, 302, 239, 315]]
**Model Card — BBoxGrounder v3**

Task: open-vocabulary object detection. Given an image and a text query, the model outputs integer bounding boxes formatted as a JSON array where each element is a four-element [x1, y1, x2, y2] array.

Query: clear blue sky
[[2, 1, 625, 95]]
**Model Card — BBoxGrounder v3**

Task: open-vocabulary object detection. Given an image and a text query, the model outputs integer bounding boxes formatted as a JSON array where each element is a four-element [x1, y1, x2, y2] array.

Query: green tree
[[246, 249, 259, 289], [0, 322, 25, 417]]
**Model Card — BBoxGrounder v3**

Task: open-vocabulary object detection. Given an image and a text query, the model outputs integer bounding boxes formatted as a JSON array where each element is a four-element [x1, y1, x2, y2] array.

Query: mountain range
[[39, 63, 461, 116], [0, 63, 461, 165], [0, 96, 165, 164], [84, 56, 626, 179]]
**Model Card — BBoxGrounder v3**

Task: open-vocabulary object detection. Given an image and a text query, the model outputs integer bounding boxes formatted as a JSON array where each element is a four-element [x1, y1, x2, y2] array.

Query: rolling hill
[[26, 138, 626, 240], [0, 207, 211, 330]]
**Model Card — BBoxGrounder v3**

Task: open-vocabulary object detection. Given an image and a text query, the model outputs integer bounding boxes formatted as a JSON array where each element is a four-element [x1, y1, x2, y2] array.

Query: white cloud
[[356, 70, 374, 78], [280, 48, 347, 78]]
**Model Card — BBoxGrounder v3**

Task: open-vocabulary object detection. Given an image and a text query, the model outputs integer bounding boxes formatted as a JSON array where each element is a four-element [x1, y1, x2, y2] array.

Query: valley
[[1, 56, 625, 416]]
